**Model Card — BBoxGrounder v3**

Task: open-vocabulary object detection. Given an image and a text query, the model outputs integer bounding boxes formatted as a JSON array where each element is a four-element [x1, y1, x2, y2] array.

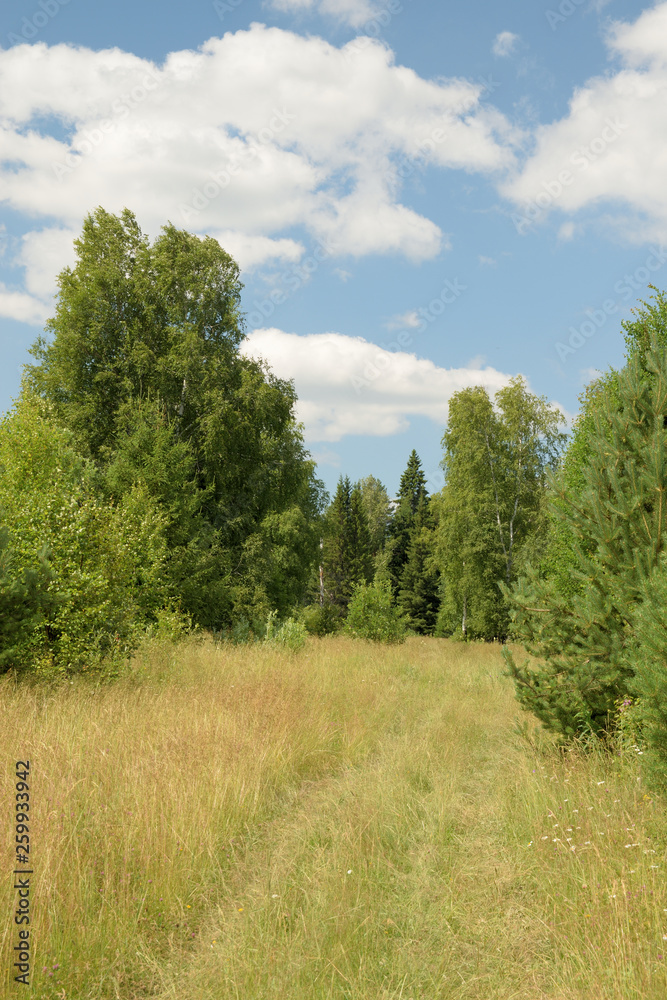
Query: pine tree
[[504, 337, 667, 737]]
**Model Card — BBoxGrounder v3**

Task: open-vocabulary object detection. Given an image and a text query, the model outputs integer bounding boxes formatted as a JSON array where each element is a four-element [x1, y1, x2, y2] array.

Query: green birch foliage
[[504, 339, 667, 737], [437, 378, 565, 641], [436, 387, 504, 639], [0, 394, 172, 674], [0, 525, 55, 671], [357, 475, 391, 558], [24, 207, 325, 627], [344, 580, 408, 644]]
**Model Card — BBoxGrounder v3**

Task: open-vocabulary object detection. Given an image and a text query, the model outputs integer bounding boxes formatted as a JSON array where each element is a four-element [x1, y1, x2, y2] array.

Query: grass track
[[1, 636, 666, 998]]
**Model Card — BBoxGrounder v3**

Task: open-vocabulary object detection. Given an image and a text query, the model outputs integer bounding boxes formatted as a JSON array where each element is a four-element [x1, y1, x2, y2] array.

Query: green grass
[[1, 635, 665, 998]]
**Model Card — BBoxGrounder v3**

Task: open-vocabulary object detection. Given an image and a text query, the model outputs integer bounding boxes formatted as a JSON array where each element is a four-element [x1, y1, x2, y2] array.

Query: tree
[[321, 476, 373, 610], [24, 207, 325, 627], [0, 392, 172, 674], [357, 475, 391, 558], [398, 494, 440, 634], [0, 525, 55, 672], [344, 580, 408, 644], [437, 379, 565, 640], [504, 338, 667, 737], [386, 450, 428, 596]]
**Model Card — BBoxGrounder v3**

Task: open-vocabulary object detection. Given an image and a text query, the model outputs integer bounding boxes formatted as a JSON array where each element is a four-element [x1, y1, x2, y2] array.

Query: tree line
[[4, 207, 667, 793]]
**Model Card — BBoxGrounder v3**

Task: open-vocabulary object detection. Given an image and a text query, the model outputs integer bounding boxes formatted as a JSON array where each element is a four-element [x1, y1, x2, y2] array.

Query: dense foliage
[[22, 208, 325, 639], [504, 290, 667, 778], [435, 377, 565, 640]]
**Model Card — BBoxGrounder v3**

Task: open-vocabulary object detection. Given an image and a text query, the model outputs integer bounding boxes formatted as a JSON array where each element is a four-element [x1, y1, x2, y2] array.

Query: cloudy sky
[[0, 0, 664, 496]]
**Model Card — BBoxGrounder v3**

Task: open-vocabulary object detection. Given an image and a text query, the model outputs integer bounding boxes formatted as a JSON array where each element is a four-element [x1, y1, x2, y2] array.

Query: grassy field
[[1, 634, 666, 999]]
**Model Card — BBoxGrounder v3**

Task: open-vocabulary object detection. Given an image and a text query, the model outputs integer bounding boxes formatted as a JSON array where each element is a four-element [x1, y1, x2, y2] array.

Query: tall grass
[[1, 635, 665, 998]]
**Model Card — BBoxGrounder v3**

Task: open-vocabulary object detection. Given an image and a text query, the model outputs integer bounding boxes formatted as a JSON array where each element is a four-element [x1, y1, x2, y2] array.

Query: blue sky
[[0, 0, 664, 498]]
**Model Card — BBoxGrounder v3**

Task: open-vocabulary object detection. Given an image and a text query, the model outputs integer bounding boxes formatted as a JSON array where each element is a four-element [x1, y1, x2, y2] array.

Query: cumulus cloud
[[492, 31, 519, 58], [0, 27, 521, 303], [500, 2, 667, 243], [241, 327, 515, 441]]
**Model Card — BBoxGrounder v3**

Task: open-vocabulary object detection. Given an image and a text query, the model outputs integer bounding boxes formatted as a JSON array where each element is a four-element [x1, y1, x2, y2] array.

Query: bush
[[264, 611, 308, 652], [0, 393, 176, 676], [302, 602, 342, 637], [344, 580, 408, 644]]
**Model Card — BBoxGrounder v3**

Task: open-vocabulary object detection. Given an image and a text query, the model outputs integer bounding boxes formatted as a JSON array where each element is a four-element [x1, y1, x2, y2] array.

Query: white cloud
[[268, 0, 388, 29], [478, 254, 497, 266], [0, 28, 519, 300], [241, 327, 515, 441], [207, 231, 304, 270], [492, 31, 519, 58], [385, 309, 421, 330], [333, 267, 352, 282], [19, 227, 78, 298], [0, 284, 52, 325], [500, 2, 667, 243]]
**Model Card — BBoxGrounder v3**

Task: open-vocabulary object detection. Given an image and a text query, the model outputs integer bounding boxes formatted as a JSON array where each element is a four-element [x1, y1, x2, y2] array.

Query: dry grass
[[1, 635, 665, 998]]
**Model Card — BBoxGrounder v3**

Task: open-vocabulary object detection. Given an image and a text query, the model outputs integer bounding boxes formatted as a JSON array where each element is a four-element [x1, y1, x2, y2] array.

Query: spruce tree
[[387, 451, 428, 595], [321, 477, 373, 610], [398, 494, 440, 634], [504, 337, 667, 737]]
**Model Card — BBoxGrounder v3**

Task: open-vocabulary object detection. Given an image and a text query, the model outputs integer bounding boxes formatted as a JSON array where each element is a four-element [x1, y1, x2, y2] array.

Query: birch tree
[[436, 378, 565, 639]]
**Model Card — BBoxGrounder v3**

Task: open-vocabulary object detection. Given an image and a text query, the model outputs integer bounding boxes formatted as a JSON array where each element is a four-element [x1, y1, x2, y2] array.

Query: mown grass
[[1, 635, 666, 999]]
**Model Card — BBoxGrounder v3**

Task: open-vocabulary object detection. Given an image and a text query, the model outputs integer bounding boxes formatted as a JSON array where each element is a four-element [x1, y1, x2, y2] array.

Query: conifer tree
[[398, 494, 440, 634], [321, 477, 373, 610], [387, 450, 428, 595], [504, 337, 667, 737]]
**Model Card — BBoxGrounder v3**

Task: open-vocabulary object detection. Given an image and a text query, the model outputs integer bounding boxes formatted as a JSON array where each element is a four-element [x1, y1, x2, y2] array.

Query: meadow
[[1, 635, 665, 999]]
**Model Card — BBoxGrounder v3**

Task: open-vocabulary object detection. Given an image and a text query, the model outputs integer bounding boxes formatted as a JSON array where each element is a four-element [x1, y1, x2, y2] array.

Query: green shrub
[[0, 393, 175, 675], [302, 602, 342, 637], [264, 610, 308, 652], [344, 580, 408, 644]]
